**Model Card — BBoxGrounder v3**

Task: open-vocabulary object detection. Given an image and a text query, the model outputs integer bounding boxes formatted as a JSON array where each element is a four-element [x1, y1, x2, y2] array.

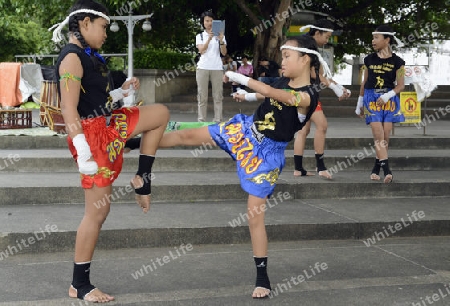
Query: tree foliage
[[0, 0, 53, 61], [0, 0, 448, 65], [307, 0, 450, 57]]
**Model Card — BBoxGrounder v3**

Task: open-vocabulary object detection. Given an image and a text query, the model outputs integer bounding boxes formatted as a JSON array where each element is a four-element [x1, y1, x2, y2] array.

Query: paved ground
[[1, 237, 450, 305]]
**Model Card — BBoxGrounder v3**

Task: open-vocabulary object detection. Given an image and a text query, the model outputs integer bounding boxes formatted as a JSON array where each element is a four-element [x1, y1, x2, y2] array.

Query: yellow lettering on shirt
[[254, 112, 275, 131]]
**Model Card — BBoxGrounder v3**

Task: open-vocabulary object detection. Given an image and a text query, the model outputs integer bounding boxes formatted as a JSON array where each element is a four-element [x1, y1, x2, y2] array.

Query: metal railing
[[14, 53, 128, 69]]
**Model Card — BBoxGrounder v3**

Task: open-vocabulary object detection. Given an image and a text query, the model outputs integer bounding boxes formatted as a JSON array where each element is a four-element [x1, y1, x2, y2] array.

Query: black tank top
[[55, 44, 115, 119], [253, 77, 318, 142], [363, 53, 405, 90]]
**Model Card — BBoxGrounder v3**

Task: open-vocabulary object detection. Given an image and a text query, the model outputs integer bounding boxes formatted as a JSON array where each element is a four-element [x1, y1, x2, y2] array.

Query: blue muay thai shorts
[[363, 88, 405, 124], [208, 114, 288, 199]]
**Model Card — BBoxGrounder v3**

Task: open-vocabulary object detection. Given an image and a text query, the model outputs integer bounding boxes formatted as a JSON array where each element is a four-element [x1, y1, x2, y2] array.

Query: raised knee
[[153, 104, 170, 122], [161, 105, 170, 122]]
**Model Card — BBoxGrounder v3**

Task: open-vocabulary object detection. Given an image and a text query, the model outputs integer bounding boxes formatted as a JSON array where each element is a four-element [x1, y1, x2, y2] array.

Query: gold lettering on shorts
[[226, 123, 263, 174], [107, 113, 128, 162]]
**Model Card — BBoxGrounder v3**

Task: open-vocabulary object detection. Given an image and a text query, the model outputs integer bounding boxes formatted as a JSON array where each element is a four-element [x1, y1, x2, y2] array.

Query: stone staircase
[[164, 84, 450, 120], [0, 114, 449, 255], [1, 107, 450, 304]]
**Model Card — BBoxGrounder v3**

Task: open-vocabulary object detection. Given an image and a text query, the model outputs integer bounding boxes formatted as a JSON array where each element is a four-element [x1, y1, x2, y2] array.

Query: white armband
[[329, 82, 344, 98], [355, 96, 364, 115], [225, 71, 250, 86], [380, 90, 396, 103]]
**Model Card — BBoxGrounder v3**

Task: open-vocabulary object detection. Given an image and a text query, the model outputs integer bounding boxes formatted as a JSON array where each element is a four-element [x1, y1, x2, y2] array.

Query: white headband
[[372, 31, 405, 48], [48, 9, 110, 43], [280, 45, 332, 79], [300, 25, 334, 33]]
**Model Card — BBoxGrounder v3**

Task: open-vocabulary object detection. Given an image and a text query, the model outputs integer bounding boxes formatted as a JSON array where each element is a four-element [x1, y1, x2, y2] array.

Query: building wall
[[134, 69, 197, 104]]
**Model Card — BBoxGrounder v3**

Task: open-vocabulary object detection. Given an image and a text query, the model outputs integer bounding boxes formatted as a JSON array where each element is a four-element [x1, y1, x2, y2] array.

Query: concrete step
[[0, 197, 449, 254], [1, 149, 450, 173], [163, 100, 450, 120], [2, 237, 450, 305], [0, 170, 449, 205], [168, 83, 449, 101], [2, 115, 448, 148], [166, 97, 449, 110], [2, 134, 450, 150], [167, 83, 449, 119]]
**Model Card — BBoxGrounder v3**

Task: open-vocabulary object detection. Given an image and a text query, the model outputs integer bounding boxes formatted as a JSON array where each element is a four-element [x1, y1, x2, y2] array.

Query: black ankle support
[[380, 159, 392, 176], [135, 155, 155, 195], [371, 158, 381, 175], [72, 262, 96, 299], [254, 257, 271, 290], [315, 153, 327, 172], [125, 137, 141, 151], [294, 155, 304, 172]]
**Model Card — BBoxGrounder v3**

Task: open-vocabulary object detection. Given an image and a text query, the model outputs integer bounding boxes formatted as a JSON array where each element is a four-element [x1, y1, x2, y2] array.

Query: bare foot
[[135, 194, 151, 213], [318, 170, 332, 179], [370, 173, 381, 181], [252, 286, 271, 299], [293, 170, 315, 177], [130, 175, 151, 213], [69, 285, 114, 303], [384, 174, 393, 184]]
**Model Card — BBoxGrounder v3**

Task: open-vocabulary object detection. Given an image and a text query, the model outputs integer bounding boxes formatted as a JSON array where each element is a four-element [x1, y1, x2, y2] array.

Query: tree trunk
[[234, 0, 292, 78]]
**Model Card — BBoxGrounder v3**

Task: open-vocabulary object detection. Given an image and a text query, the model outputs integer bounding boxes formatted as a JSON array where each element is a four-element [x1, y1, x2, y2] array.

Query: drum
[[39, 81, 60, 126]]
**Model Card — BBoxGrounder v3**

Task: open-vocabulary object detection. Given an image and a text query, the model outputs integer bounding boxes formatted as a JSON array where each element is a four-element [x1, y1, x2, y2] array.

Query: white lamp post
[[110, 8, 153, 105]]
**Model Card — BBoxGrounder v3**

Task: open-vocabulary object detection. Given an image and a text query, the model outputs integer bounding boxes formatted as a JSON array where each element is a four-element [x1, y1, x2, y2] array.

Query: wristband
[[355, 96, 364, 115], [233, 89, 257, 102], [109, 88, 124, 103], [380, 90, 396, 103], [337, 84, 351, 97], [225, 71, 250, 86], [122, 84, 134, 97], [110, 85, 135, 103], [72, 134, 98, 175], [329, 83, 344, 98], [245, 93, 258, 102], [232, 89, 248, 99]]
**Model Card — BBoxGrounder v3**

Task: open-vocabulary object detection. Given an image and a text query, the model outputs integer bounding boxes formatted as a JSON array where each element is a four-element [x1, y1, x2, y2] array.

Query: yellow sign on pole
[[400, 92, 421, 124]]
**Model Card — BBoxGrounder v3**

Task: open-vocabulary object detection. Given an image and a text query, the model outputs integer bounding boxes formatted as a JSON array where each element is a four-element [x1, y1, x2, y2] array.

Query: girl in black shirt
[[52, 0, 169, 302], [356, 25, 405, 183], [158, 35, 327, 299]]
